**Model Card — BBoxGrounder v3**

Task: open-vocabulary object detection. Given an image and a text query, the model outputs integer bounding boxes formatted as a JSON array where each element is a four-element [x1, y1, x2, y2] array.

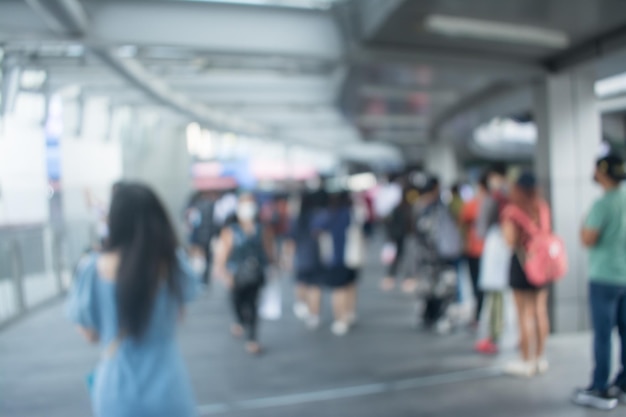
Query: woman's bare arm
[[502, 220, 517, 248], [262, 228, 277, 266], [214, 228, 234, 287], [78, 326, 99, 344]]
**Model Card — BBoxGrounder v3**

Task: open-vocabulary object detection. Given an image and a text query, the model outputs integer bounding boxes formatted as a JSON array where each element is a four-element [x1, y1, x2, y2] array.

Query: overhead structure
[[2, 0, 626, 164]]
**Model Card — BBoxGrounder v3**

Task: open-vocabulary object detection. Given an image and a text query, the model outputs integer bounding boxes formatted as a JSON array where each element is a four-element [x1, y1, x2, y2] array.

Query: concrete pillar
[[425, 142, 460, 188], [120, 110, 192, 236], [533, 65, 603, 333]]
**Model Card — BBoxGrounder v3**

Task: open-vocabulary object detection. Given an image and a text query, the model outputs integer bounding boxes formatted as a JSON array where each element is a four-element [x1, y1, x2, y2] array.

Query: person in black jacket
[[380, 188, 413, 292]]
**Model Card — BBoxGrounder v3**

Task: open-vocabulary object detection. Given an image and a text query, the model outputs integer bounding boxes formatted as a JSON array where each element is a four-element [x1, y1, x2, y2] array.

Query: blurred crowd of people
[[376, 164, 554, 374], [66, 153, 626, 415], [181, 185, 373, 352]]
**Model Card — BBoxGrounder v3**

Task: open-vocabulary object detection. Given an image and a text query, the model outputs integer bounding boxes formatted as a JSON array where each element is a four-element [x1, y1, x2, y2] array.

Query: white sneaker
[[504, 360, 536, 378], [293, 302, 309, 320], [331, 321, 349, 336], [535, 358, 549, 375], [306, 315, 320, 330], [435, 319, 452, 335]]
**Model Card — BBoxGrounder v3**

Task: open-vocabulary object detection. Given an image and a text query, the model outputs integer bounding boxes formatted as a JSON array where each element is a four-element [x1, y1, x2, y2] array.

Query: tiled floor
[[0, 250, 620, 417]]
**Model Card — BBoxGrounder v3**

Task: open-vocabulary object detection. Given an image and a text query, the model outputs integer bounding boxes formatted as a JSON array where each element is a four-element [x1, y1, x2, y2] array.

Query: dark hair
[[512, 171, 539, 215], [106, 183, 181, 339], [516, 171, 537, 190], [451, 183, 461, 195], [489, 162, 508, 177], [419, 175, 439, 194], [478, 173, 489, 190], [297, 192, 316, 231], [596, 154, 626, 183]]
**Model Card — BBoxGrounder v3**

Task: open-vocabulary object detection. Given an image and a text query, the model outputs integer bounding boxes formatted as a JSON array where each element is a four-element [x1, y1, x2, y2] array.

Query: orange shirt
[[461, 198, 485, 257]]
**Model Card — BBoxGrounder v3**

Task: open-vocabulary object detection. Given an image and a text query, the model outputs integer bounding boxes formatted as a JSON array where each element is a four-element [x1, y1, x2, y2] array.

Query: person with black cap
[[500, 171, 551, 378], [573, 155, 626, 410]]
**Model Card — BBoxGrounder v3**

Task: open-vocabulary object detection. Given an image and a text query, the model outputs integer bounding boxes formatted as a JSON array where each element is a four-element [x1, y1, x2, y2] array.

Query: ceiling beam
[[365, 135, 428, 146], [429, 82, 518, 140], [360, 84, 458, 99], [357, 0, 404, 40], [358, 114, 429, 129], [544, 23, 626, 73], [85, 1, 344, 61], [25, 0, 88, 35], [25, 0, 278, 138], [353, 45, 545, 78]]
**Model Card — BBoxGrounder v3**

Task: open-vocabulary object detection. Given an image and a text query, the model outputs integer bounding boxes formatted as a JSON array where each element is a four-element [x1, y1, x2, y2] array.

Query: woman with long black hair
[[67, 183, 200, 417]]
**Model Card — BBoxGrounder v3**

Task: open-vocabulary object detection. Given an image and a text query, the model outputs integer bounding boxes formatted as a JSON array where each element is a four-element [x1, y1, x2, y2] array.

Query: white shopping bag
[[479, 226, 512, 291], [344, 224, 365, 268], [259, 279, 282, 321]]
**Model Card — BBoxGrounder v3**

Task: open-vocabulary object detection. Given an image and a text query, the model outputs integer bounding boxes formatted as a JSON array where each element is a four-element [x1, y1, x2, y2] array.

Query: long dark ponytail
[[106, 183, 181, 339]]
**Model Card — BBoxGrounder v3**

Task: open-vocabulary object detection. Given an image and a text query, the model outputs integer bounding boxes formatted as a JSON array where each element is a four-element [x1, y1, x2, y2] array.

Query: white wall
[[0, 94, 49, 226]]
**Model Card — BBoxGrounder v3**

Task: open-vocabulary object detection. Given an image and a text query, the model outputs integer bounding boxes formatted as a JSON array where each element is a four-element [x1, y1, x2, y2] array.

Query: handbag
[[233, 225, 265, 289], [479, 226, 512, 291], [344, 224, 365, 268], [344, 208, 366, 269], [259, 277, 282, 321], [234, 256, 265, 288]]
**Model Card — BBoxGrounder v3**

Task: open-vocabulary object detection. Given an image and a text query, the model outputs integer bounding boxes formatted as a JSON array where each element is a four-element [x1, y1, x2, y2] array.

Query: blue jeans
[[589, 282, 626, 391]]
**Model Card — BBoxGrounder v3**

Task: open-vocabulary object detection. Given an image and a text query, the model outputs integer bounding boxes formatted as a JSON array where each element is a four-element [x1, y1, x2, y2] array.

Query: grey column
[[120, 111, 192, 237], [533, 65, 602, 333], [424, 142, 460, 189]]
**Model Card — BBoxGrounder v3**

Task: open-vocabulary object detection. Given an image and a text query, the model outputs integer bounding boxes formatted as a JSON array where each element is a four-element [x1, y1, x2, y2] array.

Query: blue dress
[[312, 207, 356, 288], [66, 251, 200, 417], [288, 212, 323, 284]]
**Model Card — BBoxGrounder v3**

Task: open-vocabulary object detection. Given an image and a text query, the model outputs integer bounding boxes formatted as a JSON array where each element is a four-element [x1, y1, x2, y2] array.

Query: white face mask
[[488, 176, 505, 192], [189, 256, 207, 275], [237, 202, 257, 221]]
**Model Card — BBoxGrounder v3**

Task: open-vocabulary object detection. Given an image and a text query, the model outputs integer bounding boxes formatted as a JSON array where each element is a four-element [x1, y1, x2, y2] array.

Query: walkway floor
[[0, 253, 621, 417]]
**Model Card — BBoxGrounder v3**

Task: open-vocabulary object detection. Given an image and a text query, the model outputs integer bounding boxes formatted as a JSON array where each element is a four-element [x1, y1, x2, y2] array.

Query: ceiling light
[[424, 14, 570, 49], [595, 72, 626, 98]]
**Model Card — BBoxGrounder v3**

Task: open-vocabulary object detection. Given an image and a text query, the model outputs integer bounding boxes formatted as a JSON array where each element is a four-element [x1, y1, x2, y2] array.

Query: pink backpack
[[506, 203, 568, 286]]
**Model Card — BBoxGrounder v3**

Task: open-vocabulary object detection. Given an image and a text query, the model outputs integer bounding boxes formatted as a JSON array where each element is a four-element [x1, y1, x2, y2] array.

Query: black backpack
[[232, 225, 266, 288]]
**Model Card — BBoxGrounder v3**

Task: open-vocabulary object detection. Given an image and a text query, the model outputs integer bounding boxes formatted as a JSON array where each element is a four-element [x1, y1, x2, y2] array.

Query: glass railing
[[0, 220, 96, 327]]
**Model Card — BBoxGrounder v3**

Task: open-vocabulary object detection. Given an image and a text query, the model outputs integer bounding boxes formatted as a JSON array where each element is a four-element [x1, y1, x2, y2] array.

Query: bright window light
[[348, 173, 377, 192], [182, 0, 339, 9], [20, 69, 47, 90], [595, 72, 626, 98], [424, 14, 569, 49], [474, 118, 537, 146]]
